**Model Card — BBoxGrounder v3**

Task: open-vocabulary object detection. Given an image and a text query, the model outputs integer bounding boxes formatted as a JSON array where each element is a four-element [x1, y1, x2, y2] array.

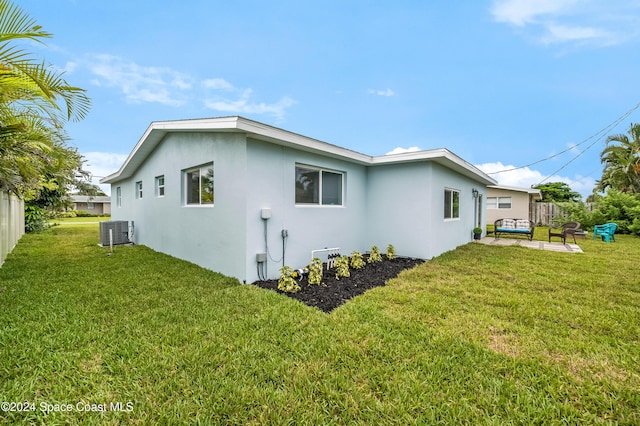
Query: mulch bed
[[252, 257, 425, 312]]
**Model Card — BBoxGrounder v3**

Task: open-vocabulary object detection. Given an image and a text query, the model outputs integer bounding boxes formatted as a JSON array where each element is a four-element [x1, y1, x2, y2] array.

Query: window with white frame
[[444, 188, 460, 219], [184, 163, 214, 205], [156, 175, 165, 197], [487, 196, 512, 209], [135, 181, 143, 199], [116, 187, 122, 207], [295, 164, 344, 206]]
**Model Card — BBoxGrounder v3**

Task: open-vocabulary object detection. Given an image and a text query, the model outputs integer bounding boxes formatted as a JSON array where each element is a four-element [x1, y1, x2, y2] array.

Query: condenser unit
[[100, 221, 130, 246]]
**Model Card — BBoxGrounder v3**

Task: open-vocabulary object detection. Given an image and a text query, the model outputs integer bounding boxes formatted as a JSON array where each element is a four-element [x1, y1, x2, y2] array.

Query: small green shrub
[[368, 246, 382, 263], [277, 266, 300, 293], [386, 244, 396, 260], [335, 256, 350, 279], [57, 211, 78, 218], [25, 205, 49, 233], [350, 251, 365, 269], [75, 210, 93, 217], [308, 257, 323, 285]]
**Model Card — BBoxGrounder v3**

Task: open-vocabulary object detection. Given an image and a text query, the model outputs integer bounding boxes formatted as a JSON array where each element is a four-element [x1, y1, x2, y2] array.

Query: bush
[[350, 251, 365, 269], [277, 266, 300, 293], [74, 210, 93, 217], [24, 205, 49, 233], [308, 257, 323, 285], [564, 190, 640, 235], [368, 246, 382, 263], [335, 256, 350, 280], [386, 244, 396, 260], [57, 211, 78, 218]]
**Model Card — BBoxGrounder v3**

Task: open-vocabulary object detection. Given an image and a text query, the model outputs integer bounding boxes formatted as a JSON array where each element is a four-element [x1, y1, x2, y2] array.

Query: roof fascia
[[488, 184, 542, 195], [101, 116, 496, 186], [372, 149, 497, 185]]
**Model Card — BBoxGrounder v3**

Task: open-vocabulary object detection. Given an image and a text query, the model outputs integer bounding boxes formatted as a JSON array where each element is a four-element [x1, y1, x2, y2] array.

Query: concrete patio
[[477, 237, 583, 253]]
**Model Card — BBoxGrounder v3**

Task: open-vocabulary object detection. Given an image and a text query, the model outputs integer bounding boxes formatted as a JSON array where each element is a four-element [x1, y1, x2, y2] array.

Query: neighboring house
[[69, 195, 111, 215], [485, 185, 541, 224], [102, 116, 496, 283]]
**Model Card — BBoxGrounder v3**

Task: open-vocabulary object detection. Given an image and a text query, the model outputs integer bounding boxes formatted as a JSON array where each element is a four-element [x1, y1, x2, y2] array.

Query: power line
[[487, 102, 640, 176], [536, 102, 640, 186]]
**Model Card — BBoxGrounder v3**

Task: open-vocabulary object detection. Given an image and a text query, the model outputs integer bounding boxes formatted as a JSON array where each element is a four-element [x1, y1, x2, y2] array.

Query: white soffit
[[101, 116, 496, 186]]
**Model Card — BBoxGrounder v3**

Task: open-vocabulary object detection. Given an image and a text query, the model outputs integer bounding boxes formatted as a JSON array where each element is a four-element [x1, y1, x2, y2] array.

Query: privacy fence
[[0, 190, 24, 267], [532, 202, 596, 226]]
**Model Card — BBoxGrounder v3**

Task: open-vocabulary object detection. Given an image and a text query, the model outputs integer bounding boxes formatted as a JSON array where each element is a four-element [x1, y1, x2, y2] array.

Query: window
[[116, 187, 122, 207], [444, 189, 460, 219], [487, 196, 512, 209], [156, 175, 165, 197], [295, 165, 343, 206], [87, 202, 94, 210], [135, 181, 143, 199], [184, 163, 214, 205]]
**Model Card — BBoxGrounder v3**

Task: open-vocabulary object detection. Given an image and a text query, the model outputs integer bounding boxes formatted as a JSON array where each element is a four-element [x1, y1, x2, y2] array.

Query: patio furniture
[[548, 221, 580, 244], [593, 223, 617, 243], [494, 218, 535, 241]]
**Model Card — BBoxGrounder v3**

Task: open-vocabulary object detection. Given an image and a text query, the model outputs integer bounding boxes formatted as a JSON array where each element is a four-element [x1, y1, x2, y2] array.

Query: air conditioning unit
[[100, 221, 130, 246]]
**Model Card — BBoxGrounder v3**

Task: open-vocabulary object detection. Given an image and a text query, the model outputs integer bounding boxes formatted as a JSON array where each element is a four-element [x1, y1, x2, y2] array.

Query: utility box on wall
[[99, 221, 130, 246]]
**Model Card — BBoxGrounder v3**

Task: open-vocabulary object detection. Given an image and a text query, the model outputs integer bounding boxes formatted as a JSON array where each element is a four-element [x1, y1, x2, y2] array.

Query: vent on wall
[[99, 221, 130, 246]]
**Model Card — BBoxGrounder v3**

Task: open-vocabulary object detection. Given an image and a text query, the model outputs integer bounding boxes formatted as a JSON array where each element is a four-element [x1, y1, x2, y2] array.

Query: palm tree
[[0, 0, 90, 194], [596, 123, 640, 194]]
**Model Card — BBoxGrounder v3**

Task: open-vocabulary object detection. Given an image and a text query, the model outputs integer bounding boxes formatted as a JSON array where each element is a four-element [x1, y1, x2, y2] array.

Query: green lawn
[[0, 225, 638, 424]]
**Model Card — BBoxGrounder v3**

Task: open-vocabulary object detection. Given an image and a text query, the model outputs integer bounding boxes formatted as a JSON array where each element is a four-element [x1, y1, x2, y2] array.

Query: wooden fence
[[532, 202, 596, 226], [0, 190, 24, 267]]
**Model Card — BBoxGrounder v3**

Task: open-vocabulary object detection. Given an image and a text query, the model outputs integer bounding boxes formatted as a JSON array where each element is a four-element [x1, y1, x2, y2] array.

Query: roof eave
[[100, 116, 496, 186], [373, 149, 497, 186]]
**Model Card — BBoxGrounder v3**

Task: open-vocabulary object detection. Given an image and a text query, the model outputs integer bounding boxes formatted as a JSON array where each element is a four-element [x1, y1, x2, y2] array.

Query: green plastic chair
[[593, 223, 617, 243]]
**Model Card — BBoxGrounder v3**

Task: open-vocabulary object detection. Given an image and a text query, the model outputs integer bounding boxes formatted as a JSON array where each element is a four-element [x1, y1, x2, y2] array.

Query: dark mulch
[[252, 257, 425, 312]]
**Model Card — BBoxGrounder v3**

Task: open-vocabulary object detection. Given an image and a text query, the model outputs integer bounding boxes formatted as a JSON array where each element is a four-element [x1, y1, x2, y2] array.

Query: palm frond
[[0, 0, 51, 44]]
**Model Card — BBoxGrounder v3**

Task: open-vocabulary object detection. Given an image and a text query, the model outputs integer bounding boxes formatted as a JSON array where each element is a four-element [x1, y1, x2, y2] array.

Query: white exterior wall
[[109, 127, 490, 283], [367, 162, 485, 259], [366, 162, 431, 258], [244, 138, 368, 281], [110, 132, 248, 280]]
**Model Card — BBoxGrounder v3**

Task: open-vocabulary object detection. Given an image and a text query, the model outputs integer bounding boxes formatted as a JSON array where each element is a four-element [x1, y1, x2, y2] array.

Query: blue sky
[[20, 0, 640, 197]]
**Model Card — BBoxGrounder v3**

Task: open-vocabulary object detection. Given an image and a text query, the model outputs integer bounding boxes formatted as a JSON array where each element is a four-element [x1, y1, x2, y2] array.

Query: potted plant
[[473, 227, 483, 240]]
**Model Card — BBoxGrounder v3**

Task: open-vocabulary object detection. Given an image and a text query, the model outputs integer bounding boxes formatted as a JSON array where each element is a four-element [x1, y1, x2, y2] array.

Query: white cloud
[[64, 61, 77, 73], [541, 23, 613, 45], [477, 161, 596, 198], [385, 146, 421, 155], [204, 87, 296, 121], [82, 54, 297, 120], [491, 0, 579, 26], [368, 88, 395, 97], [87, 54, 190, 106], [81, 151, 129, 196], [490, 0, 639, 46], [202, 78, 234, 90]]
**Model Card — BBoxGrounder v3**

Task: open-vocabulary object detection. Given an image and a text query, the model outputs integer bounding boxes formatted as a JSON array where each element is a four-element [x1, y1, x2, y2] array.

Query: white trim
[[295, 163, 345, 207], [155, 175, 165, 198], [182, 162, 214, 206], [135, 181, 143, 199], [101, 116, 497, 186], [444, 187, 460, 220]]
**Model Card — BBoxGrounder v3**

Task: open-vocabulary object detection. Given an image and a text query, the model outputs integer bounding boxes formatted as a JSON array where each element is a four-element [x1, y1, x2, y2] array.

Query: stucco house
[[485, 185, 542, 224], [102, 116, 496, 283]]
